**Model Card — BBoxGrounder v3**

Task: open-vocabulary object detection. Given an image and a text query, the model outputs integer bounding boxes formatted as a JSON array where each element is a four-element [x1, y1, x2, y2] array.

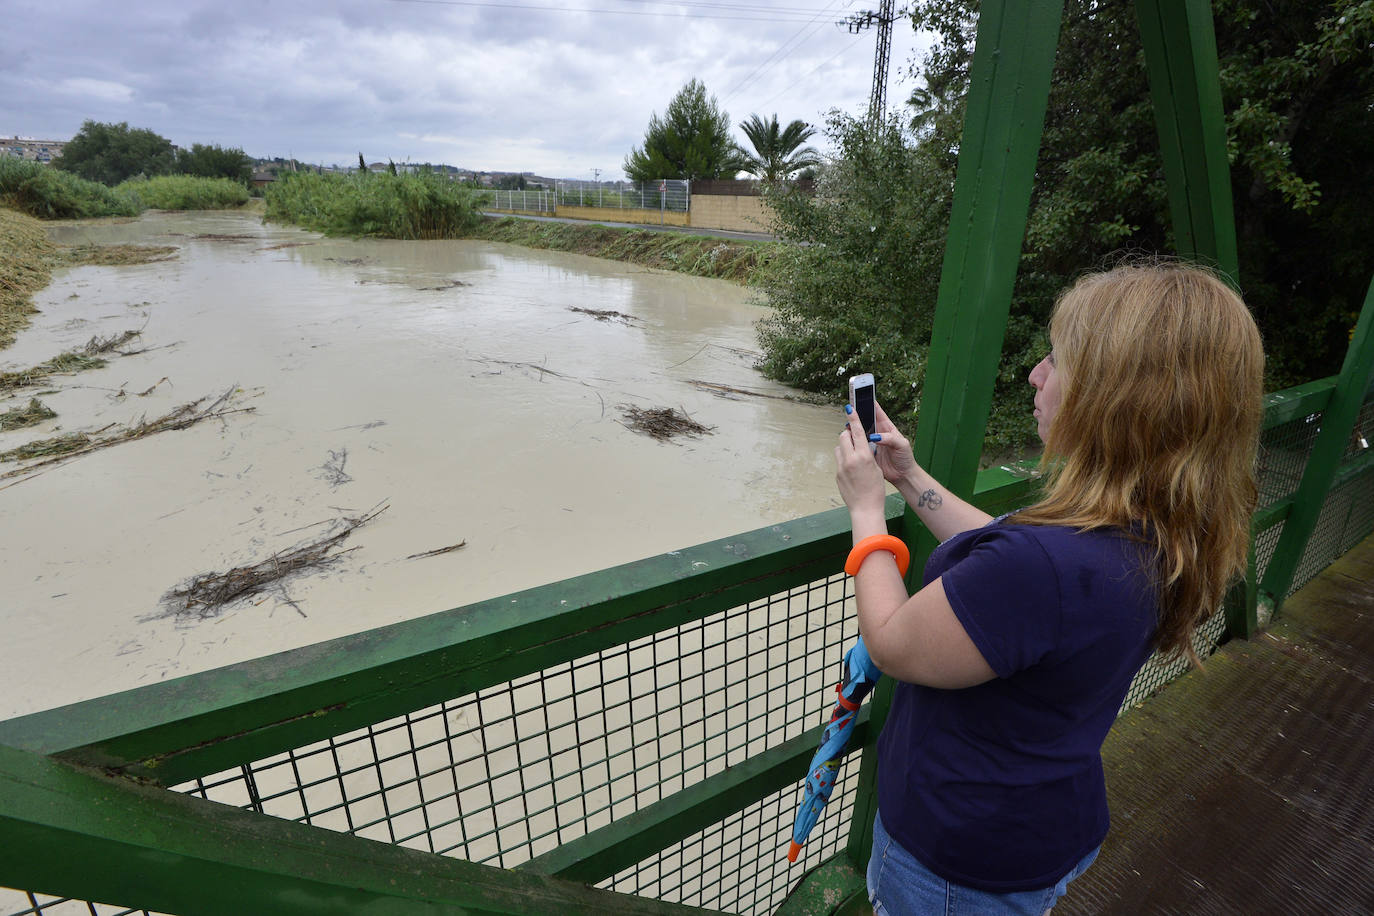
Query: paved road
[[482, 210, 776, 242]]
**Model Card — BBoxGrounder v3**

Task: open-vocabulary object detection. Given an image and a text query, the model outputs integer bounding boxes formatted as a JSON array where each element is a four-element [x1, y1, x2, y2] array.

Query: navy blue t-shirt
[[876, 519, 1158, 892]]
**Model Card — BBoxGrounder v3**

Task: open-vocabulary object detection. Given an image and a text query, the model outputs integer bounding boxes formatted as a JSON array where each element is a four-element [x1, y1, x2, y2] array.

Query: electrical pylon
[[841, 0, 898, 125]]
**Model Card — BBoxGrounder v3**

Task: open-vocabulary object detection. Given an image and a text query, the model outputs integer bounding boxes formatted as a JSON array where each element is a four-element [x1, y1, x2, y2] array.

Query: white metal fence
[[483, 181, 691, 216]]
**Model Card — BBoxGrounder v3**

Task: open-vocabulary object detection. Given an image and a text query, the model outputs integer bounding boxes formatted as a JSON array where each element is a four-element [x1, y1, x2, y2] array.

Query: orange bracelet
[[844, 534, 910, 577]]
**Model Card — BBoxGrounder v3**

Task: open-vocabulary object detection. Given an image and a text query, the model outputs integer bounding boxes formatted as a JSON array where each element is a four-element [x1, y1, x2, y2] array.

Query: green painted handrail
[[0, 742, 726, 916]]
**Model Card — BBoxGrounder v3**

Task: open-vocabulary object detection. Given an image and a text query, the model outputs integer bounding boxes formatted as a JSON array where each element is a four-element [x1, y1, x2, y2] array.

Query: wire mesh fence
[[127, 573, 860, 916], [483, 189, 555, 212], [555, 180, 690, 213]]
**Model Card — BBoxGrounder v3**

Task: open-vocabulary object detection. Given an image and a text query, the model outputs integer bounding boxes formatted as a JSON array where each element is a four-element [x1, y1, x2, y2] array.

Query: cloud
[[3, 0, 932, 179], [53, 78, 135, 104]]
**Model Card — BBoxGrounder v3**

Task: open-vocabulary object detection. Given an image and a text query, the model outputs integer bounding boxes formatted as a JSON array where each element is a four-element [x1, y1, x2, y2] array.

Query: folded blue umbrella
[[787, 636, 882, 863]]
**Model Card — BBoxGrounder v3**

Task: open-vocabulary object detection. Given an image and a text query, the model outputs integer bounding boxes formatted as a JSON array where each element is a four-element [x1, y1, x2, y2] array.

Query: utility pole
[[841, 0, 898, 126]]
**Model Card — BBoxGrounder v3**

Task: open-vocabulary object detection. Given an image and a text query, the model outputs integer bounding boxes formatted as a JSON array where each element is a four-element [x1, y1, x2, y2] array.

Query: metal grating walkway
[[1059, 533, 1374, 915]]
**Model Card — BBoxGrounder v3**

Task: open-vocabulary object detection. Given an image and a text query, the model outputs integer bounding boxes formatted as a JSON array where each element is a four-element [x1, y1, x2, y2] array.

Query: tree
[[52, 120, 176, 185], [755, 112, 954, 430], [758, 0, 1374, 455], [176, 143, 253, 186], [624, 79, 746, 181], [737, 114, 821, 182]]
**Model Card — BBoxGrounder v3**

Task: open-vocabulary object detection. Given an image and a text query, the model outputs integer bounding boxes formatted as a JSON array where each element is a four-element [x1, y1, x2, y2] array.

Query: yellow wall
[[486, 207, 554, 218], [555, 205, 690, 227], [688, 195, 772, 233]]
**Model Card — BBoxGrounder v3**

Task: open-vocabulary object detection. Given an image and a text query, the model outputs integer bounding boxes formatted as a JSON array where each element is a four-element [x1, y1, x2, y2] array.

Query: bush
[[754, 113, 986, 444], [265, 170, 486, 239], [0, 158, 139, 219], [115, 175, 250, 210]]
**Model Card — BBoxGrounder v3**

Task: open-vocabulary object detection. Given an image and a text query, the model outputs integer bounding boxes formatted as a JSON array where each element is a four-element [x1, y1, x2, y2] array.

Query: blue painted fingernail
[[844, 404, 853, 415], [868, 434, 882, 442]]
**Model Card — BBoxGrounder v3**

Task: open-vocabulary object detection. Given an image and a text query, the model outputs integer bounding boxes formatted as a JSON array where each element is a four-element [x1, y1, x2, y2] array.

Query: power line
[[387, 0, 851, 23], [721, 0, 856, 104], [752, 38, 855, 113]]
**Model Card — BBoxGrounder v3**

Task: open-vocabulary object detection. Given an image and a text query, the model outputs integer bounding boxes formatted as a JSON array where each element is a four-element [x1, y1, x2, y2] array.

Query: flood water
[[0, 210, 845, 719]]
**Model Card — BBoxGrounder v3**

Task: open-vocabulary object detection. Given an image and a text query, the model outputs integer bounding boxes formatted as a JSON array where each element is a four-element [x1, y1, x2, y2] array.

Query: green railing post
[[843, 0, 1065, 870], [1134, 0, 1239, 281], [1259, 273, 1374, 610]]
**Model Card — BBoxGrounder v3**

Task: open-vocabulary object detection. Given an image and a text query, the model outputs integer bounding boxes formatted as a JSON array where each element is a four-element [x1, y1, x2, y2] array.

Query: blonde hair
[[1012, 263, 1265, 664]]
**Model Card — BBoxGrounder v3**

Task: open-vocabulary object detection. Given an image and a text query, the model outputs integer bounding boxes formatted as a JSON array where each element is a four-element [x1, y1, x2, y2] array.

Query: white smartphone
[[848, 373, 876, 451]]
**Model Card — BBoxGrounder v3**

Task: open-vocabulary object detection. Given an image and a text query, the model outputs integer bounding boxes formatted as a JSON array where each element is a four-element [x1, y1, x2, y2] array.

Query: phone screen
[[853, 383, 876, 438]]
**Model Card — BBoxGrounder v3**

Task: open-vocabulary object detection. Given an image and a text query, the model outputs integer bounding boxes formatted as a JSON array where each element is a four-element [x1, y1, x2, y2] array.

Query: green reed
[[264, 170, 487, 239], [114, 175, 250, 211]]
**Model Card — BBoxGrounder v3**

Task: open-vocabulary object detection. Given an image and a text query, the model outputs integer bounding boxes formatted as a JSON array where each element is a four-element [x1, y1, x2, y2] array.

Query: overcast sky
[[2, 0, 931, 180]]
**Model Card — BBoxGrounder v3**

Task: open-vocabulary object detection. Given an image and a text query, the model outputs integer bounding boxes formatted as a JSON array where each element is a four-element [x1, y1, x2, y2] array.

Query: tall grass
[[115, 175, 250, 211], [265, 170, 487, 239], [0, 209, 56, 349], [0, 158, 138, 219], [469, 216, 769, 283]]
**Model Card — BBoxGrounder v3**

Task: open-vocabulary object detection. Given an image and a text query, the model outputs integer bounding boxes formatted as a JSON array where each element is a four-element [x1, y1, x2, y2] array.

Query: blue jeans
[[866, 810, 1099, 916]]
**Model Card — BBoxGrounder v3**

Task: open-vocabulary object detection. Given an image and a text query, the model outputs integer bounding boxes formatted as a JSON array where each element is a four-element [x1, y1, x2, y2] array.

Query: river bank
[[465, 216, 772, 284]]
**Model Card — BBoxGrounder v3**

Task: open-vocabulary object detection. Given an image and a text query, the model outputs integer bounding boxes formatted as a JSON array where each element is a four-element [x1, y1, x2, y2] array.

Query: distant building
[[1, 137, 67, 162], [251, 171, 277, 189]]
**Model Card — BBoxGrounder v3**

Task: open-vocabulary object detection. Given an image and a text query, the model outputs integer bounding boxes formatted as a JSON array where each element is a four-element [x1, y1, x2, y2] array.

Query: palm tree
[[737, 114, 821, 182]]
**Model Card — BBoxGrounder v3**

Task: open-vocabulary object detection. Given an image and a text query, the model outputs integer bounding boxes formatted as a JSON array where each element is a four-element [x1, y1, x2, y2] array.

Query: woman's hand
[[836, 407, 888, 529], [871, 402, 918, 487]]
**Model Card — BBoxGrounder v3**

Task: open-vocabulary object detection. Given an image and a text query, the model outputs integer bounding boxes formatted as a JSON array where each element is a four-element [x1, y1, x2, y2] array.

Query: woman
[[834, 264, 1264, 915]]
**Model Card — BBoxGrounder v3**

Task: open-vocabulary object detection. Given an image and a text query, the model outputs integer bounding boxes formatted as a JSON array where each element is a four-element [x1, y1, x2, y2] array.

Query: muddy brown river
[[0, 210, 845, 719]]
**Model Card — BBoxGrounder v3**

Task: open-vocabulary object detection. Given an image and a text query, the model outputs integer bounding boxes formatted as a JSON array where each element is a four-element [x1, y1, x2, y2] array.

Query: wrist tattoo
[[917, 489, 942, 510]]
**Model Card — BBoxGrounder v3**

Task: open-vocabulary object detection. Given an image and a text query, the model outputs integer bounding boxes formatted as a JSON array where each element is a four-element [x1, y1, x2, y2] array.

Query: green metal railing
[[4, 0, 1374, 913], [3, 377, 1372, 916]]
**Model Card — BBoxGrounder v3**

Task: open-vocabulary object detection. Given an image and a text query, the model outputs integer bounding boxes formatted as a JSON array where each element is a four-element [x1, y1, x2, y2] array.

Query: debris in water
[[0, 431, 89, 461], [55, 244, 178, 267], [82, 329, 141, 355], [569, 307, 639, 324], [0, 330, 144, 392], [0, 386, 255, 481], [686, 379, 803, 402], [157, 503, 389, 621], [0, 398, 56, 432], [416, 279, 469, 291], [315, 447, 353, 487], [472, 357, 571, 383], [406, 541, 468, 561], [258, 242, 314, 251], [193, 234, 256, 242], [620, 405, 715, 442]]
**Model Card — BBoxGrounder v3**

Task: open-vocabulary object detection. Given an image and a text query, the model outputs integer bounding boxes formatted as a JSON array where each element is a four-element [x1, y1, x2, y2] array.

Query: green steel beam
[[0, 742, 727, 916], [1260, 274, 1374, 610], [521, 712, 871, 884], [0, 498, 905, 786], [1135, 0, 1239, 279], [847, 0, 1066, 869]]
